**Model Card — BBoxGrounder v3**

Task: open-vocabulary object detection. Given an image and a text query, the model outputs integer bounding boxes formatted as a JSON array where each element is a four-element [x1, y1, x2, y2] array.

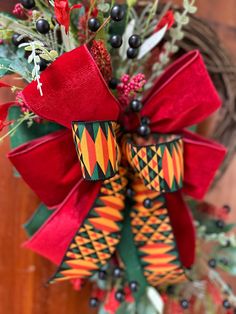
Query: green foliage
[[98, 3, 111, 13], [0, 45, 32, 81], [216, 247, 236, 275], [137, 293, 159, 314], [127, 0, 137, 8]]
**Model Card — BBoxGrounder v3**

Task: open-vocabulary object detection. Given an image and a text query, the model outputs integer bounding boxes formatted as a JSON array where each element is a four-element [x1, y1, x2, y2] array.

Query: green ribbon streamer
[[118, 205, 148, 302], [24, 203, 54, 237]]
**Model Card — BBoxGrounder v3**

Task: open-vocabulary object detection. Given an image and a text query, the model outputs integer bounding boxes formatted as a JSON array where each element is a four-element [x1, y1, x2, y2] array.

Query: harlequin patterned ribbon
[[50, 167, 128, 283], [130, 176, 187, 286], [125, 134, 184, 192], [72, 121, 120, 180]]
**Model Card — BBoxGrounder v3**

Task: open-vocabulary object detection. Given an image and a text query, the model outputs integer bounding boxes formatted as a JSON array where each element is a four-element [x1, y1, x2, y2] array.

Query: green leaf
[[97, 3, 110, 13], [215, 247, 236, 275], [127, 0, 137, 7], [39, 53, 51, 61], [0, 58, 11, 76], [10, 59, 31, 81], [188, 6, 198, 14], [49, 50, 58, 60], [137, 293, 159, 314], [0, 29, 13, 40]]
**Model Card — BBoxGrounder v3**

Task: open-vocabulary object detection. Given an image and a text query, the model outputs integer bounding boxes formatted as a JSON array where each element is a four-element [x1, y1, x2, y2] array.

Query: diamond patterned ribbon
[[125, 134, 184, 193], [130, 176, 187, 286], [64, 127, 187, 285], [72, 121, 120, 180], [50, 167, 128, 283]]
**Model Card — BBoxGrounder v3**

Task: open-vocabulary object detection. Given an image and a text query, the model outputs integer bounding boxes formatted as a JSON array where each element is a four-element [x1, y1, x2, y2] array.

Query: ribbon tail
[[8, 129, 82, 208], [130, 177, 189, 287], [183, 130, 227, 199], [49, 167, 128, 283], [166, 191, 195, 268], [23, 179, 101, 265]]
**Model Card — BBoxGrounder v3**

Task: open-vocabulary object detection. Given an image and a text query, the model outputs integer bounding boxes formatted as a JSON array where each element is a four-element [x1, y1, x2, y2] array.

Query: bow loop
[[125, 134, 184, 193], [72, 120, 121, 181]]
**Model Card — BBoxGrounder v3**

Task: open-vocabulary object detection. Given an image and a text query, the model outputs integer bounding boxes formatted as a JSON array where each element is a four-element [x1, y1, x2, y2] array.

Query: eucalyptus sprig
[[19, 41, 43, 95], [147, 0, 197, 87]]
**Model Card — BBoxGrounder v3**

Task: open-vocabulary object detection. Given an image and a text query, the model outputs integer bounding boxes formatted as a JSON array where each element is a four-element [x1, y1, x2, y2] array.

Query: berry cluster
[[88, 4, 142, 59], [127, 34, 142, 59], [117, 73, 146, 105], [89, 267, 139, 309], [13, 3, 25, 17]]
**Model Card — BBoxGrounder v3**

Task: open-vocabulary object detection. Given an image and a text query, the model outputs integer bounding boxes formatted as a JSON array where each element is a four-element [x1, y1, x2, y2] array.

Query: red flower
[[90, 40, 112, 83], [155, 10, 175, 32], [124, 287, 134, 303], [104, 289, 120, 314], [54, 0, 82, 33], [70, 278, 84, 291], [0, 81, 16, 132]]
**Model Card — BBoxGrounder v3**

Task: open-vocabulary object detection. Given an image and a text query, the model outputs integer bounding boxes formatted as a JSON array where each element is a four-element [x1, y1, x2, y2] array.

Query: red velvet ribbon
[[8, 45, 226, 266]]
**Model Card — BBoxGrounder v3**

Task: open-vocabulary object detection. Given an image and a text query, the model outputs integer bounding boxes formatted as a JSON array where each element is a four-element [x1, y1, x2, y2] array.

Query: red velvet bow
[[8, 45, 226, 268]]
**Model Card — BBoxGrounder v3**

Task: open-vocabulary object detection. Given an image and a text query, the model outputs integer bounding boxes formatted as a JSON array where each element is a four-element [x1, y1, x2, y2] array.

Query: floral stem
[[0, 113, 37, 142], [86, 16, 111, 45]]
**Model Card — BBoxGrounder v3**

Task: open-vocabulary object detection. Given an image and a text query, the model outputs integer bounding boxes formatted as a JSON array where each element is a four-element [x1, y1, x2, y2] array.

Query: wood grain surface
[[0, 1, 235, 313]]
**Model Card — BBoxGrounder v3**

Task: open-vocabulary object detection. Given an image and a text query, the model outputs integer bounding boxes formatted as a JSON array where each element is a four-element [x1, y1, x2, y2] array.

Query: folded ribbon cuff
[[72, 120, 120, 181], [126, 134, 184, 193]]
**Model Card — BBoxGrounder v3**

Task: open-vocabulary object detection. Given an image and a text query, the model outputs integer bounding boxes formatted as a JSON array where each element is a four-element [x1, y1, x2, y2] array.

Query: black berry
[[138, 124, 151, 137], [110, 5, 125, 22], [98, 270, 107, 280], [141, 116, 150, 125], [130, 99, 143, 112], [223, 205, 231, 213], [129, 281, 139, 292], [127, 47, 138, 59], [115, 290, 125, 302], [223, 299, 231, 309], [224, 240, 231, 247], [89, 298, 99, 308], [126, 188, 135, 198], [166, 285, 175, 295], [180, 299, 189, 309], [36, 19, 50, 34], [88, 18, 100, 32], [143, 198, 153, 209], [12, 33, 25, 46], [110, 35, 123, 48], [113, 267, 123, 278], [20, 0, 35, 9], [39, 59, 48, 71], [216, 219, 225, 229], [220, 257, 229, 266], [129, 35, 142, 48], [109, 77, 119, 89], [208, 258, 217, 268]]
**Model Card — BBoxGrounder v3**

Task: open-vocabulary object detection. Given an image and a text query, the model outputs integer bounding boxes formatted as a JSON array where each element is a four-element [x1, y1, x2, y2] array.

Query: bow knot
[[73, 120, 184, 194]]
